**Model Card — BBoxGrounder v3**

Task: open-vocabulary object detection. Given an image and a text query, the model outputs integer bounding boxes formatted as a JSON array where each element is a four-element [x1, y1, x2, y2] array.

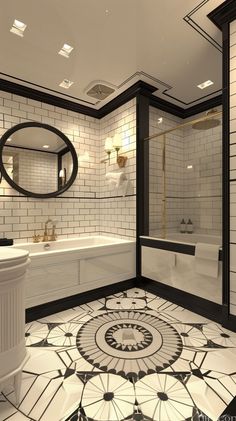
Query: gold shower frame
[[144, 111, 222, 141], [146, 110, 222, 238]]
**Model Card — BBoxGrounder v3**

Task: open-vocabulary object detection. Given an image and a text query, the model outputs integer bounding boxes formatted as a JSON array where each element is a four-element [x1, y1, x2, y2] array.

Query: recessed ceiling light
[[58, 43, 74, 58], [59, 79, 74, 89], [10, 19, 27, 37], [157, 117, 163, 124], [187, 165, 193, 169], [197, 80, 214, 90], [43, 145, 50, 149]]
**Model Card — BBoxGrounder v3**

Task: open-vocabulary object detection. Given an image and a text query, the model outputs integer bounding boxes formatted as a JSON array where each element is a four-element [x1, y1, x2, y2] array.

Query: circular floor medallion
[[76, 311, 182, 378]]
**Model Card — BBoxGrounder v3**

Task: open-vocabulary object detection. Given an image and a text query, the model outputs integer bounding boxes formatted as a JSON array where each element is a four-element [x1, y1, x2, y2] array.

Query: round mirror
[[0, 122, 78, 198]]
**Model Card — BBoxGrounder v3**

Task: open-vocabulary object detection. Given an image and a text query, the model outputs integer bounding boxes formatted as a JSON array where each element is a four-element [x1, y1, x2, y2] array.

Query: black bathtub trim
[[140, 237, 222, 261]]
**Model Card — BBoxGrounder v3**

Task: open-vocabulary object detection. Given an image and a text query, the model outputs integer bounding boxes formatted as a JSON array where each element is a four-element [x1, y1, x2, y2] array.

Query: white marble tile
[[1, 288, 235, 421]]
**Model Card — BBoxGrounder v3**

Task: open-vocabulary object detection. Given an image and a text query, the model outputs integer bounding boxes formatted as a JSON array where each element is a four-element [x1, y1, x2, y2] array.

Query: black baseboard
[[138, 277, 223, 324], [26, 276, 236, 333], [26, 278, 136, 322], [222, 313, 236, 333]]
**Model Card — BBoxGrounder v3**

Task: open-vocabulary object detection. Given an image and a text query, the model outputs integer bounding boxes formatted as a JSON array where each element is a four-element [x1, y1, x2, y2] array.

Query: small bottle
[[187, 219, 193, 234], [180, 219, 186, 233]]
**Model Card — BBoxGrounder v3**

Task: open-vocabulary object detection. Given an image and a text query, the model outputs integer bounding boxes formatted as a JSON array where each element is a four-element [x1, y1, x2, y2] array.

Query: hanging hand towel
[[105, 172, 126, 188], [195, 242, 220, 279]]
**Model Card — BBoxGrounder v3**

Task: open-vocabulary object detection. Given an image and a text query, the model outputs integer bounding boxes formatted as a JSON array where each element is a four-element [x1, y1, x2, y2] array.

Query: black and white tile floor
[[1, 288, 236, 421]]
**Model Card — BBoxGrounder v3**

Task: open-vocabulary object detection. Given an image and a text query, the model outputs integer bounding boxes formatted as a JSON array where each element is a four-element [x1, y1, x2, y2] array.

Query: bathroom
[[0, 1, 236, 420]]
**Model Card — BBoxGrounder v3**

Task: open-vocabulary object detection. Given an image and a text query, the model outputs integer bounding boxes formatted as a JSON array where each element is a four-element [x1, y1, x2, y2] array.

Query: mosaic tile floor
[[0, 288, 236, 421]]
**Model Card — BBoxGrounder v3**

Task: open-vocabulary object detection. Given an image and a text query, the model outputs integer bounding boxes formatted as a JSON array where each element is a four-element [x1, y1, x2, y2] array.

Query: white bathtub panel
[[142, 246, 222, 304], [23, 237, 136, 308], [80, 250, 135, 285], [25, 260, 79, 299]]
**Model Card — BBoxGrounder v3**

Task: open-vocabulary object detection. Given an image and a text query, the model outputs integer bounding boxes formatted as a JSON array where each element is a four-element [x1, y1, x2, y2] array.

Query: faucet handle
[[33, 233, 41, 243], [50, 223, 57, 241]]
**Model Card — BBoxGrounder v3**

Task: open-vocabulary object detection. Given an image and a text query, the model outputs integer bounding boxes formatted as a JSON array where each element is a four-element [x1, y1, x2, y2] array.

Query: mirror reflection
[[0, 125, 77, 196]]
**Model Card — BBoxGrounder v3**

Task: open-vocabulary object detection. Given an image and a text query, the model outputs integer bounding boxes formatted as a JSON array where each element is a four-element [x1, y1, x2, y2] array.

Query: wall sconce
[[104, 137, 113, 163], [112, 133, 122, 158], [59, 168, 67, 186], [102, 134, 127, 167]]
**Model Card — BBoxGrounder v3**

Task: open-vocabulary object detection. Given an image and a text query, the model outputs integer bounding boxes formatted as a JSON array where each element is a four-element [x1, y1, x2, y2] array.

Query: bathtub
[[13, 236, 136, 308], [140, 234, 222, 304]]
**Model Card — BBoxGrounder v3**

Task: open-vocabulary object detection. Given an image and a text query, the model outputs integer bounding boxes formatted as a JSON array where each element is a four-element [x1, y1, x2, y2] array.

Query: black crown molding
[[208, 0, 236, 30], [183, 93, 222, 117], [0, 77, 222, 120], [0, 78, 98, 118], [97, 81, 156, 119], [149, 95, 184, 118]]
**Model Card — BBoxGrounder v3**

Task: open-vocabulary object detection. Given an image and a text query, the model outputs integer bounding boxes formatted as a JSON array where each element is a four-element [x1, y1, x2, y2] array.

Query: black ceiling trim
[[1, 68, 222, 116], [128, 69, 222, 108], [150, 93, 222, 119], [117, 70, 171, 90], [163, 88, 222, 107], [0, 77, 222, 120], [97, 81, 156, 119], [149, 96, 184, 118], [0, 78, 98, 118], [208, 0, 236, 29], [0, 72, 97, 107], [183, 0, 222, 52], [183, 93, 222, 117], [5, 144, 58, 155]]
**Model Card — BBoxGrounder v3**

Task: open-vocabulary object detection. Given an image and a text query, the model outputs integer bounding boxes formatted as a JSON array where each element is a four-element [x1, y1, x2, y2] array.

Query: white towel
[[195, 243, 220, 278], [105, 172, 127, 188]]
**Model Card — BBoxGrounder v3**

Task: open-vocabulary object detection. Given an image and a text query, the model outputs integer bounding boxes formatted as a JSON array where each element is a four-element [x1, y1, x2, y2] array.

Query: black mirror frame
[[0, 121, 78, 198]]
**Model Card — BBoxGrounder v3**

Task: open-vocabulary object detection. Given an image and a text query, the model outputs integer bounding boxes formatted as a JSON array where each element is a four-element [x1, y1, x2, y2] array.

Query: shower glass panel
[[148, 107, 222, 243]]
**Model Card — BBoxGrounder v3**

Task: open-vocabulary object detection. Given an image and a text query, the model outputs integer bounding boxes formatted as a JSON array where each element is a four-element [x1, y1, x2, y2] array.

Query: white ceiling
[[0, 0, 224, 109], [7, 127, 65, 152]]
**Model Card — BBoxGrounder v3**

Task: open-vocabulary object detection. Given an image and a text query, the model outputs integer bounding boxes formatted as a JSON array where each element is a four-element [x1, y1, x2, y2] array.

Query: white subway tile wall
[[99, 99, 136, 239], [0, 92, 136, 242], [149, 106, 222, 238], [230, 20, 236, 316], [4, 146, 58, 194]]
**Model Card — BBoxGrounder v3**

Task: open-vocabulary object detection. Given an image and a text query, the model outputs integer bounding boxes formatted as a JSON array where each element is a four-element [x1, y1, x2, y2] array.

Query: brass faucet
[[42, 218, 57, 242]]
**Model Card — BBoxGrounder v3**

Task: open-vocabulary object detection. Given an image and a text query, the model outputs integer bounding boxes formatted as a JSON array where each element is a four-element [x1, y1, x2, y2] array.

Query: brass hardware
[[144, 111, 222, 141], [101, 155, 128, 167], [162, 134, 166, 239], [43, 218, 54, 242], [50, 224, 57, 241], [33, 234, 41, 243], [117, 156, 127, 168]]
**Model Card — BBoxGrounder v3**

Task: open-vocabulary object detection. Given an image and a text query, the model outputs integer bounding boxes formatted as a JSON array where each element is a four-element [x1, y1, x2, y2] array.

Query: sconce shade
[[105, 137, 113, 152], [113, 133, 122, 149]]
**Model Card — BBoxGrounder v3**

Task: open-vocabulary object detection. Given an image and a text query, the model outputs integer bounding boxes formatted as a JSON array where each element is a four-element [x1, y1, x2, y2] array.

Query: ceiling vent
[[86, 83, 115, 100]]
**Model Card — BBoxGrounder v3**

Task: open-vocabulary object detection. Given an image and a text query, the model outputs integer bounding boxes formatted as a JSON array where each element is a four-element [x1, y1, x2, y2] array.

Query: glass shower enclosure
[[147, 108, 222, 245]]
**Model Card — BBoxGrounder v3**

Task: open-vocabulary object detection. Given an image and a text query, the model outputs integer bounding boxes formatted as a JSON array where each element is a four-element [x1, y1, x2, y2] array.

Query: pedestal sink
[[0, 247, 30, 403]]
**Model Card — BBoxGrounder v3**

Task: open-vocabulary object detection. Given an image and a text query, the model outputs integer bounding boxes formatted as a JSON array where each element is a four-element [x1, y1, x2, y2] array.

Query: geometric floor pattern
[[0, 288, 236, 421]]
